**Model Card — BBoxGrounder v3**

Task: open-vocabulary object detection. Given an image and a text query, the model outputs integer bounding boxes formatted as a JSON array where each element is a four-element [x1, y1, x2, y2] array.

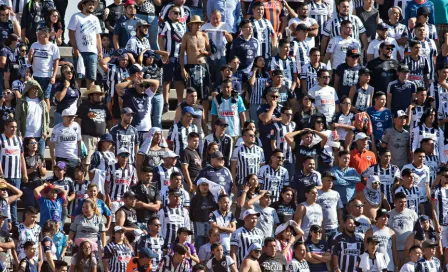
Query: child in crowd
[[70, 165, 90, 216], [52, 221, 67, 260], [198, 227, 221, 265], [206, 242, 237, 272], [349, 67, 374, 113], [18, 241, 38, 272]]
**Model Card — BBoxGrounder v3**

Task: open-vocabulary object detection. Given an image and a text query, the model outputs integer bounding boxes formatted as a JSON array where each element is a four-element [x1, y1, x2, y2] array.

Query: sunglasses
[[4, 92, 12, 95], [277, 156, 284, 160], [384, 47, 393, 51], [354, 204, 364, 208], [270, 95, 279, 99], [350, 55, 360, 58], [119, 154, 130, 158], [372, 181, 380, 185]]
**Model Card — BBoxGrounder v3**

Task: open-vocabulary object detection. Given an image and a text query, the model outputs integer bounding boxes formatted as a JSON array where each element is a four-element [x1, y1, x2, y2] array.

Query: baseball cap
[[139, 248, 158, 259], [422, 239, 438, 248], [136, 20, 150, 27], [417, 7, 430, 16], [129, 64, 147, 74], [398, 64, 410, 73], [54, 161, 67, 170], [114, 226, 125, 232], [346, 48, 360, 57], [321, 171, 336, 180], [376, 22, 390, 30], [121, 107, 135, 115], [248, 243, 262, 252], [124, 0, 136, 8], [163, 151, 179, 159], [343, 214, 360, 226], [242, 209, 261, 218], [375, 208, 390, 219], [182, 106, 201, 118], [99, 133, 114, 143], [380, 41, 396, 48], [210, 151, 225, 159], [274, 221, 294, 236], [123, 191, 136, 199], [366, 236, 380, 244], [37, 25, 50, 33], [354, 132, 369, 141], [395, 110, 408, 118], [295, 24, 310, 32], [177, 227, 193, 235], [215, 118, 229, 126], [168, 188, 181, 196], [61, 108, 77, 117], [265, 87, 279, 95], [358, 67, 371, 75], [263, 191, 272, 197], [117, 147, 130, 155], [419, 215, 430, 222]]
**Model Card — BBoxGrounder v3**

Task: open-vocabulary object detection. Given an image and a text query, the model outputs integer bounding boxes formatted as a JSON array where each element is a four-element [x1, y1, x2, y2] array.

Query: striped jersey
[[409, 23, 438, 41], [136, 234, 165, 271], [402, 163, 431, 201], [308, 1, 330, 34], [160, 186, 190, 208], [322, 14, 366, 40], [167, 122, 199, 157], [209, 210, 237, 252], [430, 82, 448, 110], [352, 0, 364, 8], [160, 4, 191, 25], [106, 64, 129, 98], [231, 144, 265, 185], [415, 257, 442, 272], [300, 62, 327, 91], [402, 55, 429, 87], [157, 206, 191, 249], [109, 124, 139, 165], [332, 232, 364, 272], [157, 255, 191, 272], [69, 180, 89, 215], [432, 187, 448, 226], [248, 71, 270, 104], [290, 39, 310, 73], [405, 39, 437, 82], [153, 164, 182, 191], [103, 242, 133, 272], [125, 36, 151, 57], [270, 55, 297, 89], [158, 20, 186, 58], [270, 121, 296, 162], [105, 163, 138, 201], [424, 154, 440, 188], [247, 0, 286, 33], [406, 104, 425, 133], [395, 185, 423, 215], [0, 134, 23, 179], [257, 165, 289, 202], [230, 226, 265, 267], [411, 125, 445, 163], [250, 17, 275, 60], [362, 164, 400, 206], [210, 95, 246, 137]]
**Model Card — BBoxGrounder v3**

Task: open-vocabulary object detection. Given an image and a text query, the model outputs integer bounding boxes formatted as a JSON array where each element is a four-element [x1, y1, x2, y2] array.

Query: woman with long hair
[[103, 227, 133, 271], [304, 225, 331, 271], [70, 240, 97, 272], [41, 9, 63, 45], [236, 174, 260, 223], [271, 186, 297, 224], [411, 107, 445, 160], [293, 94, 318, 130], [0, 33, 20, 91], [247, 56, 270, 123], [310, 113, 339, 171], [202, 141, 219, 167], [53, 64, 80, 125], [274, 221, 304, 262], [41, 220, 58, 271]]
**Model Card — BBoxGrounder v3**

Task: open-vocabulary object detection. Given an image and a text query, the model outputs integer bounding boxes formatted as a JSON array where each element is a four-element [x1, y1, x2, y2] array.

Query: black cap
[[168, 188, 181, 197], [295, 23, 310, 32], [210, 151, 225, 159], [309, 224, 322, 232], [366, 236, 381, 244], [121, 107, 135, 115], [321, 171, 336, 180], [302, 93, 315, 102], [422, 239, 438, 248], [343, 214, 361, 226], [129, 64, 147, 74], [380, 41, 396, 48], [346, 48, 361, 57], [358, 67, 371, 75], [37, 25, 50, 33], [417, 7, 430, 16], [177, 227, 193, 235], [215, 118, 229, 126], [398, 64, 410, 72], [123, 191, 136, 199], [136, 20, 150, 27], [376, 22, 390, 30], [375, 208, 390, 219]]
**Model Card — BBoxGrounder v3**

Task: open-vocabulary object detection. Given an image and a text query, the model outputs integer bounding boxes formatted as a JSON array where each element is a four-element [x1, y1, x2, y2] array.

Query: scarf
[[358, 252, 389, 272], [363, 177, 381, 206], [138, 127, 168, 154]]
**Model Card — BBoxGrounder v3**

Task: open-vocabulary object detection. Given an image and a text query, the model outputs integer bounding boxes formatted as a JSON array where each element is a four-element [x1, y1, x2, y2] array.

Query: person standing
[[332, 150, 361, 206], [367, 22, 401, 61], [125, 20, 150, 57], [68, 0, 103, 91], [230, 19, 260, 75], [167, 106, 201, 158], [332, 215, 364, 272], [270, 107, 296, 176], [367, 91, 393, 143], [257, 149, 289, 202], [317, 171, 343, 238], [387, 64, 417, 112], [196, 151, 233, 196], [333, 48, 362, 98], [258, 237, 287, 271], [180, 132, 202, 192], [109, 108, 140, 166], [113, 0, 141, 49], [76, 85, 112, 169], [209, 194, 237, 255], [29, 25, 60, 110], [202, 118, 233, 168], [136, 216, 165, 271], [249, 2, 277, 66], [366, 41, 400, 95], [294, 185, 323, 238], [287, 241, 310, 272], [308, 69, 339, 123], [415, 240, 442, 272], [381, 110, 411, 168], [131, 167, 161, 227], [395, 168, 424, 215]]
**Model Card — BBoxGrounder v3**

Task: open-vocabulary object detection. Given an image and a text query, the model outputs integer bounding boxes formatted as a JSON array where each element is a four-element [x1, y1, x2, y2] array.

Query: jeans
[[136, 14, 159, 50], [152, 93, 163, 128], [249, 103, 261, 128], [189, 7, 204, 19], [74, 52, 98, 81], [208, 56, 227, 83], [54, 111, 62, 126], [34, 76, 52, 99], [36, 137, 46, 159], [20, 186, 38, 218], [5, 178, 20, 226], [193, 221, 210, 251]]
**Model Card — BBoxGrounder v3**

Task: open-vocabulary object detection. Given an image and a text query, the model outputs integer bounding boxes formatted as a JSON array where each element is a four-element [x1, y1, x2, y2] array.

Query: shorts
[[110, 201, 124, 223], [185, 63, 210, 101], [162, 57, 183, 82], [74, 52, 98, 81]]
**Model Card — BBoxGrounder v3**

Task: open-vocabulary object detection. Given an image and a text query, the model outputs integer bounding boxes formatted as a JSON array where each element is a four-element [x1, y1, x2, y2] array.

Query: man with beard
[[332, 215, 364, 272], [115, 191, 141, 243], [131, 166, 161, 227], [113, 0, 141, 49], [203, 118, 233, 168], [257, 149, 289, 203], [287, 241, 310, 272], [240, 243, 262, 272], [109, 108, 139, 165], [367, 22, 401, 61], [126, 20, 150, 57], [68, 0, 103, 91], [196, 151, 233, 196], [76, 86, 112, 169], [366, 41, 399, 95], [353, 176, 390, 222], [258, 237, 287, 272]]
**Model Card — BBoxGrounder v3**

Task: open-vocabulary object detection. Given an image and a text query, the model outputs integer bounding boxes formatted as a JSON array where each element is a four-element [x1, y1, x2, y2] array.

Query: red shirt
[[349, 149, 377, 191]]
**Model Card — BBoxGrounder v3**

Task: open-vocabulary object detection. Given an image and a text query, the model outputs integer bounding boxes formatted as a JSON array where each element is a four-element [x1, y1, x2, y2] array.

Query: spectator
[[308, 69, 339, 123], [249, 2, 277, 67], [395, 168, 423, 215], [333, 48, 362, 98], [68, 0, 103, 91], [160, 172, 190, 208], [152, 151, 181, 191], [349, 132, 377, 183], [136, 216, 165, 270], [353, 176, 390, 222], [53, 64, 80, 126], [174, 88, 206, 139], [209, 194, 236, 255], [76, 85, 112, 169], [293, 185, 323, 238], [40, 9, 63, 46], [157, 243, 191, 272], [332, 150, 361, 206], [40, 219, 57, 271], [115, 191, 140, 243], [415, 240, 442, 271], [196, 151, 233, 196], [0, 33, 20, 91], [271, 186, 297, 224], [405, 0, 435, 27], [131, 166, 161, 226], [20, 0, 53, 45], [367, 23, 401, 61], [257, 148, 289, 202], [246, 190, 279, 238], [270, 40, 297, 90], [230, 19, 260, 75], [18, 241, 38, 272], [402, 39, 430, 88], [105, 0, 124, 34], [400, 245, 422, 272], [332, 215, 364, 272], [353, 0, 380, 42], [346, 199, 371, 238], [205, 0, 241, 34], [102, 226, 134, 271], [366, 41, 400, 95], [356, 236, 389, 272], [258, 88, 282, 157], [258, 237, 287, 271], [15, 80, 50, 157], [125, 20, 150, 58], [293, 94, 317, 130], [198, 228, 221, 264], [316, 171, 343, 238], [70, 240, 98, 272], [33, 183, 66, 229], [88, 133, 117, 189], [109, 107, 140, 165], [202, 119, 233, 168], [167, 106, 200, 157], [15, 207, 41, 269]]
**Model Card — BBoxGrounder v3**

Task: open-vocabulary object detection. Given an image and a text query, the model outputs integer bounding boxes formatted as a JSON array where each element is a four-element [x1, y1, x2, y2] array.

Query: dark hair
[[23, 241, 35, 250], [341, 20, 352, 27], [211, 242, 222, 252], [25, 206, 39, 215], [54, 260, 69, 269], [409, 245, 422, 254], [401, 168, 413, 177], [420, 138, 434, 145], [218, 194, 230, 201], [42, 220, 57, 236], [437, 65, 448, 71], [317, 69, 329, 77], [58, 64, 78, 89], [221, 78, 232, 86], [170, 172, 182, 180], [251, 1, 264, 9], [409, 39, 420, 48], [414, 147, 425, 155], [297, 2, 307, 9], [75, 240, 95, 271], [271, 148, 283, 156], [173, 243, 188, 254], [244, 173, 260, 195], [394, 192, 406, 200], [100, 33, 110, 40], [302, 156, 315, 163], [186, 87, 197, 95], [140, 166, 154, 173], [309, 47, 320, 56], [243, 120, 255, 128], [242, 128, 254, 136], [374, 91, 386, 99], [278, 39, 289, 48], [311, 113, 328, 130], [279, 186, 297, 208], [188, 132, 200, 139], [293, 240, 305, 249], [281, 106, 292, 113], [147, 216, 159, 225], [45, 9, 63, 34], [378, 148, 391, 156], [252, 56, 268, 75], [3, 33, 18, 47], [305, 184, 316, 193], [414, 23, 425, 29], [419, 107, 439, 129], [23, 137, 36, 155], [338, 150, 350, 157], [168, 5, 181, 12], [239, 19, 251, 28], [416, 86, 427, 93], [0, 5, 8, 12], [263, 237, 276, 246], [193, 264, 206, 272], [340, 95, 350, 103]]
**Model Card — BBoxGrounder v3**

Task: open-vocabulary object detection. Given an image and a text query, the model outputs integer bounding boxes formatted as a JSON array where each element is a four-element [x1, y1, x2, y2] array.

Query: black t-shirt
[[366, 57, 399, 94], [131, 182, 161, 222], [180, 147, 202, 181], [258, 253, 287, 272], [271, 201, 295, 224], [293, 136, 323, 171], [335, 63, 362, 97], [190, 193, 218, 222], [291, 170, 322, 204], [106, 3, 124, 30], [76, 102, 112, 137], [0, 105, 14, 133], [24, 153, 45, 188]]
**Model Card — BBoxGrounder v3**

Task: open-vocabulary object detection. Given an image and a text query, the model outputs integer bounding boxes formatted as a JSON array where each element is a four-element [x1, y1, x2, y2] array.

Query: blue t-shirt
[[52, 230, 66, 260], [230, 36, 259, 74], [387, 80, 417, 112], [405, 0, 435, 24], [121, 88, 154, 132], [53, 82, 80, 114], [366, 107, 392, 141], [257, 104, 282, 136], [113, 16, 141, 49], [305, 240, 330, 272], [36, 195, 64, 229]]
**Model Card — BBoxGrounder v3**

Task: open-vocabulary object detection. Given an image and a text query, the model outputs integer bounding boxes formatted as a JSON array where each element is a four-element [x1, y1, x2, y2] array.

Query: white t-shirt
[[367, 37, 400, 60], [326, 36, 361, 69], [30, 42, 60, 77], [67, 12, 101, 53], [50, 122, 82, 160], [308, 85, 339, 122], [400, 261, 415, 272], [200, 22, 232, 60], [25, 97, 43, 137]]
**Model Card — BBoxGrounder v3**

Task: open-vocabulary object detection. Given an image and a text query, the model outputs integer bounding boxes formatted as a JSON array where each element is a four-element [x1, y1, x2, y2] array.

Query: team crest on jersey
[[367, 156, 371, 161]]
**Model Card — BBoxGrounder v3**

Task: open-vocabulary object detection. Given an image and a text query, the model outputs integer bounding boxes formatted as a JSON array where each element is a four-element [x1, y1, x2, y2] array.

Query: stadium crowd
[[0, 0, 446, 271]]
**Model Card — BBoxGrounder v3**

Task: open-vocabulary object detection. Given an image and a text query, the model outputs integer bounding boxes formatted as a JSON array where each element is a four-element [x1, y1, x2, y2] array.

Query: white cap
[[61, 108, 77, 117], [117, 147, 130, 155], [163, 151, 179, 158], [114, 226, 125, 232], [354, 132, 369, 141], [395, 110, 408, 118], [368, 175, 381, 183], [274, 221, 291, 236], [242, 209, 260, 218], [133, 229, 144, 237]]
